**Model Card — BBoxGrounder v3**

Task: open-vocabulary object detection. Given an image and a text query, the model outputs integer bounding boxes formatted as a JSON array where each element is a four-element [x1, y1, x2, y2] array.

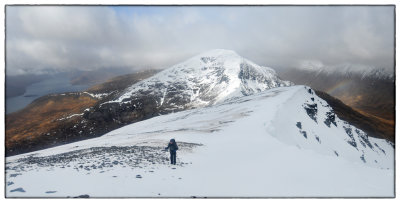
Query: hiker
[[165, 139, 179, 165]]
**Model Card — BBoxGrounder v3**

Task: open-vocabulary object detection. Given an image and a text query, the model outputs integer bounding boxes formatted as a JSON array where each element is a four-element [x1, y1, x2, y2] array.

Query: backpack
[[169, 139, 178, 151]]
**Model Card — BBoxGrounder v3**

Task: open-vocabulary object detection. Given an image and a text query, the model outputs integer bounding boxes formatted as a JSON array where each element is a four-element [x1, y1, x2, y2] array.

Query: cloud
[[6, 6, 395, 75]]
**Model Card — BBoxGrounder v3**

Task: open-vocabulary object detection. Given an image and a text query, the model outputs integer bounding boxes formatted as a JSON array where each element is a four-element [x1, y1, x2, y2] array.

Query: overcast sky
[[6, 6, 395, 75]]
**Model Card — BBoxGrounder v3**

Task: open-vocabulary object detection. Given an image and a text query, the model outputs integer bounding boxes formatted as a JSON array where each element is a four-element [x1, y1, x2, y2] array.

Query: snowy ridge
[[6, 85, 393, 197], [103, 49, 292, 109]]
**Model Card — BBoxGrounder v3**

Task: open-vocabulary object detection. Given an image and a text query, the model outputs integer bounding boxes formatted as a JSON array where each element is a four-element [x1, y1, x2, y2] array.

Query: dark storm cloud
[[6, 6, 394, 75]]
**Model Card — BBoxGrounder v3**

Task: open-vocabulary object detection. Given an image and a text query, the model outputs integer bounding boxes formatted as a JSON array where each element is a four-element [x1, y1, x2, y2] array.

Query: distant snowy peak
[[296, 64, 394, 81], [360, 68, 394, 81], [112, 49, 293, 109]]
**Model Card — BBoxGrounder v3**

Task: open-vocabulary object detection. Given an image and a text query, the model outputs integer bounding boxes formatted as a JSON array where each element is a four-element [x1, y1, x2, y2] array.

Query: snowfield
[[5, 85, 394, 198]]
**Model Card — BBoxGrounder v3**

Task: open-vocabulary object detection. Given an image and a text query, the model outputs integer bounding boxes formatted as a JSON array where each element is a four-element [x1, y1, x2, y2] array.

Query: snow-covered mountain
[[6, 85, 394, 197], [103, 49, 292, 110]]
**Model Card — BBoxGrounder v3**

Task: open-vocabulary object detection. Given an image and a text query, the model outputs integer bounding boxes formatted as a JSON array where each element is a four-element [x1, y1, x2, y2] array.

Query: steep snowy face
[[110, 49, 292, 109], [266, 86, 394, 168]]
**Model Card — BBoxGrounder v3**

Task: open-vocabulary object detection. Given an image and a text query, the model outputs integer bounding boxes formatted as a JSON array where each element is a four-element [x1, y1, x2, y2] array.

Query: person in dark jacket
[[165, 139, 179, 165]]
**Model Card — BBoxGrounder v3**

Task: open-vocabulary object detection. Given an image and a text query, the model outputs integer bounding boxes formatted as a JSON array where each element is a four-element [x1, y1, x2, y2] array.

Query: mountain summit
[[106, 49, 292, 110]]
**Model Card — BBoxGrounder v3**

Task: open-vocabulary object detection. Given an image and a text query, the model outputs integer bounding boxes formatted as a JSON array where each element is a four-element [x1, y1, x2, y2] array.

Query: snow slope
[[5, 85, 394, 197]]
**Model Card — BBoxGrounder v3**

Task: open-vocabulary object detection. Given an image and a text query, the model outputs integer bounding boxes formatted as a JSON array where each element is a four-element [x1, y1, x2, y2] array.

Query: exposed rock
[[324, 111, 337, 127], [304, 103, 318, 123]]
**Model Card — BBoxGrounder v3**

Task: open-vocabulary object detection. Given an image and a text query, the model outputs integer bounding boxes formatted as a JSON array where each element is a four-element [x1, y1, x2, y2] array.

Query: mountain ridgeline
[[5, 49, 394, 156]]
